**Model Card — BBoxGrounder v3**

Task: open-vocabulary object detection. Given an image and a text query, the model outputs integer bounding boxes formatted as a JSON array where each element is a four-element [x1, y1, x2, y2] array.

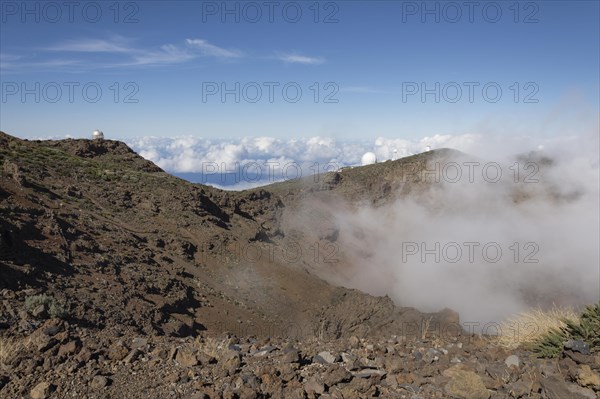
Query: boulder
[[30, 381, 54, 399], [445, 370, 490, 399]]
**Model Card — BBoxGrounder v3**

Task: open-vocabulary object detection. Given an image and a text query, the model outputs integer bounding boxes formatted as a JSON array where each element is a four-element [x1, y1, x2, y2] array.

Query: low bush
[[531, 302, 600, 357]]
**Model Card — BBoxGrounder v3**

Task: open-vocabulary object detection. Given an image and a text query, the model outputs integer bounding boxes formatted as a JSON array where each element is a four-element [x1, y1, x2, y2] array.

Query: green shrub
[[25, 294, 51, 310], [531, 302, 600, 357], [48, 301, 69, 319], [24, 294, 69, 319]]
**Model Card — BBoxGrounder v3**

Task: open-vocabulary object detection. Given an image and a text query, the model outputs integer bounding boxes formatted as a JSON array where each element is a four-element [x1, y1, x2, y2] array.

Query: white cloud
[[6, 37, 330, 72], [186, 39, 243, 59], [45, 38, 132, 53], [131, 44, 195, 65], [278, 53, 325, 65], [127, 136, 353, 189], [45, 36, 197, 67], [7, 37, 241, 71], [0, 54, 84, 72], [127, 133, 599, 190]]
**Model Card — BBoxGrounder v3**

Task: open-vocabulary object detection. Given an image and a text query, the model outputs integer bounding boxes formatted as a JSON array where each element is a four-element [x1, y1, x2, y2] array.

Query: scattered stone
[[341, 352, 356, 364], [30, 381, 54, 399], [565, 349, 592, 365], [349, 336, 360, 348], [577, 365, 600, 389], [508, 377, 532, 398], [351, 369, 386, 379], [37, 337, 59, 353], [424, 348, 440, 363], [322, 364, 352, 386], [167, 347, 178, 360], [107, 341, 129, 361], [220, 354, 241, 376], [504, 355, 520, 368], [31, 304, 47, 319], [314, 351, 339, 364], [175, 347, 199, 367], [253, 345, 277, 357], [165, 372, 180, 384], [565, 340, 591, 355], [395, 372, 418, 385], [442, 364, 469, 378], [75, 347, 92, 364], [304, 376, 325, 395], [131, 337, 148, 350], [41, 319, 64, 336], [151, 347, 168, 360], [281, 348, 300, 363], [58, 340, 81, 357], [124, 348, 142, 364], [567, 385, 598, 399], [412, 350, 423, 361], [90, 375, 110, 390], [542, 376, 591, 399], [228, 343, 241, 352]]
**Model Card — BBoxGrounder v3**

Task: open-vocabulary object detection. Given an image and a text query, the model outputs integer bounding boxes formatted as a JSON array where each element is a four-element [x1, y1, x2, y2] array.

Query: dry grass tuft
[[496, 306, 580, 349], [0, 336, 27, 369]]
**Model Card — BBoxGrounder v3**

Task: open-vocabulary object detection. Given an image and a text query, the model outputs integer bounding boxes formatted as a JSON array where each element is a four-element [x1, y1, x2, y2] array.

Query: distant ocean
[[173, 172, 285, 191]]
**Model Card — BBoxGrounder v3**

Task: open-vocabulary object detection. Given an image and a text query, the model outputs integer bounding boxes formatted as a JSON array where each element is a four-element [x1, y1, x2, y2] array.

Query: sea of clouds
[[126, 133, 594, 190]]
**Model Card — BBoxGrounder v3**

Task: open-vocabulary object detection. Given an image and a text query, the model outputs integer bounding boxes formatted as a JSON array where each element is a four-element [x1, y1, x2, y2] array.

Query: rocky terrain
[[1, 131, 599, 398]]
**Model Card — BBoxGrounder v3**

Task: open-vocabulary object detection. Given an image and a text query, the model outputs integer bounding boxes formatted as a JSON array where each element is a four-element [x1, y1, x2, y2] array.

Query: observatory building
[[361, 152, 377, 166], [92, 130, 104, 140]]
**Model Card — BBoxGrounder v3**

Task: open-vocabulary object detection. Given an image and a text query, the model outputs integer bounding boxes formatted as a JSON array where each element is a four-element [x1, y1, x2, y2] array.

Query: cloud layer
[[127, 133, 599, 190], [126, 134, 467, 189]]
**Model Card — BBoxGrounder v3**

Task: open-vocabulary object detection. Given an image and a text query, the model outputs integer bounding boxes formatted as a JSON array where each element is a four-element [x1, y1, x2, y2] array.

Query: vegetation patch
[[497, 306, 580, 350], [24, 294, 69, 319], [530, 303, 600, 357]]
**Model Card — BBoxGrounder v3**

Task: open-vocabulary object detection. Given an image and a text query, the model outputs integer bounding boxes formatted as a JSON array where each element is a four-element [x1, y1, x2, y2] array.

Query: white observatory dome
[[92, 130, 104, 140], [361, 152, 377, 166]]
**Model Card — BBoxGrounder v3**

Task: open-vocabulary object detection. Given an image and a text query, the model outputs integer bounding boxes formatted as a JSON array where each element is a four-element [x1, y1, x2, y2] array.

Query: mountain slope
[[0, 131, 456, 340]]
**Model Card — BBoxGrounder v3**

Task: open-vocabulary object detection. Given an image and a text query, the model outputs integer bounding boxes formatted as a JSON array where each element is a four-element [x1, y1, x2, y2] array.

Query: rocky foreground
[[2, 307, 600, 399]]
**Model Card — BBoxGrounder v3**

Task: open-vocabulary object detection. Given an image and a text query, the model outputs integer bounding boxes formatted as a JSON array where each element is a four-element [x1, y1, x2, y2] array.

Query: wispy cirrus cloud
[[46, 36, 238, 66], [4, 36, 323, 72], [185, 39, 243, 59], [0, 53, 23, 70], [2, 36, 242, 71], [44, 37, 133, 53], [130, 44, 196, 66], [278, 53, 325, 65], [0, 53, 85, 73]]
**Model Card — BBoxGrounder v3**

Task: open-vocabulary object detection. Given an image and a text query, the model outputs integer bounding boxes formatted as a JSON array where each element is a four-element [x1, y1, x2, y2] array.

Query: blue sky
[[1, 0, 599, 142]]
